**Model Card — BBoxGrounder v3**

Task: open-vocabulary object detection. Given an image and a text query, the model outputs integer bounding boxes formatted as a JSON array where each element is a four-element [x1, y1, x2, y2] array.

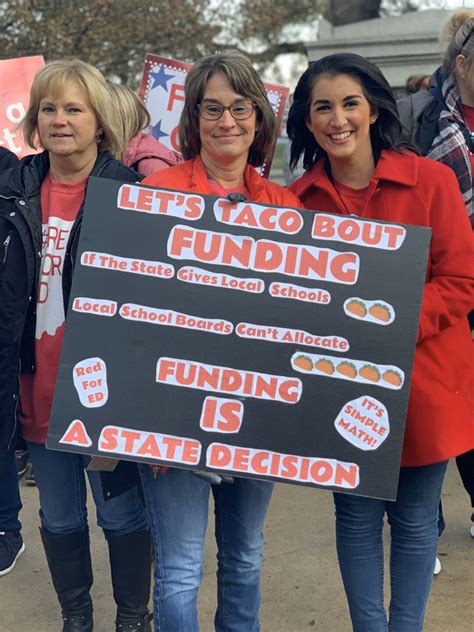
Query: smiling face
[[37, 78, 102, 164], [198, 72, 257, 168], [306, 73, 377, 169]]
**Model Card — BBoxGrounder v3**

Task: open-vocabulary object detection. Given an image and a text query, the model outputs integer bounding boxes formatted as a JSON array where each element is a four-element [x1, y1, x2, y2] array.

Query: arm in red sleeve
[[418, 167, 474, 342]]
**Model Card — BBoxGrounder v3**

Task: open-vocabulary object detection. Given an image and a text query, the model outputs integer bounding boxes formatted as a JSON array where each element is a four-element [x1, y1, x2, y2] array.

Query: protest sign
[[139, 54, 289, 177], [0, 56, 44, 157], [47, 178, 430, 500]]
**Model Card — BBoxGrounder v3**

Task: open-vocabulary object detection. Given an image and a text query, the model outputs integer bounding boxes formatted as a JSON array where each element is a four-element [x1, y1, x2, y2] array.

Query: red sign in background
[[0, 56, 44, 158]]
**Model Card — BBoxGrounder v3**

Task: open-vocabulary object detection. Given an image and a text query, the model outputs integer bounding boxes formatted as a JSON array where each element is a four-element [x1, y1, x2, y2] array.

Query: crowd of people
[[0, 8, 472, 632]]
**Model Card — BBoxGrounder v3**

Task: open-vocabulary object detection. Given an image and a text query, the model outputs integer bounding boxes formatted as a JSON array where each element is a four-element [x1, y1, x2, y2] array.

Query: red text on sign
[[156, 357, 302, 404], [200, 397, 244, 433], [206, 443, 359, 489], [312, 214, 406, 250], [168, 225, 359, 284], [99, 425, 201, 464]]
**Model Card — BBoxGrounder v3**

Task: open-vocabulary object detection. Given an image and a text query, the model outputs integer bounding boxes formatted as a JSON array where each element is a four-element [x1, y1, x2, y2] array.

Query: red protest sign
[[139, 54, 289, 177], [0, 56, 45, 158]]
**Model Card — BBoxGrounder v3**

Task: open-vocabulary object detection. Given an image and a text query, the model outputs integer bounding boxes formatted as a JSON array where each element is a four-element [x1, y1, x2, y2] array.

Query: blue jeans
[[27, 442, 146, 536], [0, 452, 22, 532], [139, 466, 274, 632], [334, 461, 448, 632]]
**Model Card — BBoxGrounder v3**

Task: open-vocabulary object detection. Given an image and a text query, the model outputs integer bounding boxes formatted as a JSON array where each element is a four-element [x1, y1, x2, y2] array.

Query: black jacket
[[0, 147, 19, 172], [0, 150, 141, 455]]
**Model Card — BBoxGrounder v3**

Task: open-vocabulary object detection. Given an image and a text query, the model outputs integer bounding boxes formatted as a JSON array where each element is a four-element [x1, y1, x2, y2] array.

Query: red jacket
[[290, 150, 474, 467], [142, 155, 301, 207]]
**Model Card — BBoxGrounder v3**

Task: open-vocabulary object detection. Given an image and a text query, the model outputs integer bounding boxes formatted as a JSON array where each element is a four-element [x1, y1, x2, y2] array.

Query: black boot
[[40, 528, 93, 632], [106, 529, 152, 632]]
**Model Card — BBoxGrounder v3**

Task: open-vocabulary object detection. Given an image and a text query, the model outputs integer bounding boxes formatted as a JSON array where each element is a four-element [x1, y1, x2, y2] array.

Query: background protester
[[398, 7, 474, 542], [0, 147, 26, 579], [405, 73, 431, 94], [139, 49, 300, 632], [287, 52, 473, 632], [108, 81, 181, 175], [398, 8, 474, 230], [0, 59, 152, 632]]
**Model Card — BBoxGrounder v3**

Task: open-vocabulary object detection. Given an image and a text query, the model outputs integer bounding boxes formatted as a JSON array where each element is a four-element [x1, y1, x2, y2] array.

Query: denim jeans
[[334, 461, 448, 632], [139, 466, 274, 632], [27, 442, 146, 536], [0, 452, 22, 532]]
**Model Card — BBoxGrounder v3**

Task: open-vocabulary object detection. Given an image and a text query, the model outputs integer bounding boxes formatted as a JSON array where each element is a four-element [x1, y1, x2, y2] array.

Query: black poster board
[[47, 177, 431, 500]]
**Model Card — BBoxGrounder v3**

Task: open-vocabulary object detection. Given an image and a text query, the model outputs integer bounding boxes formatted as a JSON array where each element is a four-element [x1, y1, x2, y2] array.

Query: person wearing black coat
[[0, 146, 19, 171], [0, 145, 23, 579], [0, 60, 152, 632]]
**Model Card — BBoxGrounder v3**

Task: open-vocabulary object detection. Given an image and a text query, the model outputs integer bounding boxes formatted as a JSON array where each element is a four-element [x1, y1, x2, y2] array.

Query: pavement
[[2, 460, 473, 631]]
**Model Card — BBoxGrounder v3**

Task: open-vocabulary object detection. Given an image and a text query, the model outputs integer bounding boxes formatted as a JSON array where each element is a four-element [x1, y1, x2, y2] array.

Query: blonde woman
[[0, 60, 152, 632], [108, 82, 180, 175]]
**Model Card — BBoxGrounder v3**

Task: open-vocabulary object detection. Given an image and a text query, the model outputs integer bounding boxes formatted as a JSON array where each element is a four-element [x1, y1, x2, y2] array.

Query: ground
[[2, 461, 473, 631]]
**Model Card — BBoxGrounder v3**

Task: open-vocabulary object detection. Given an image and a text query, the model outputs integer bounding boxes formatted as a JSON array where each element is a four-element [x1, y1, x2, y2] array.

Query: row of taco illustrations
[[292, 352, 404, 390]]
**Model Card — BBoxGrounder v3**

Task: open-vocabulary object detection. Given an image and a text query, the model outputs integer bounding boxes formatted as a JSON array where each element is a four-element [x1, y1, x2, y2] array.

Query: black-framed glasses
[[461, 26, 474, 50], [198, 101, 255, 121]]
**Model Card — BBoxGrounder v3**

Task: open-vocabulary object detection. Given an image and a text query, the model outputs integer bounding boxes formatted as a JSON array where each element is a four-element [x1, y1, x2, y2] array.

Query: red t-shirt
[[207, 178, 249, 199], [20, 173, 86, 443], [332, 179, 369, 215]]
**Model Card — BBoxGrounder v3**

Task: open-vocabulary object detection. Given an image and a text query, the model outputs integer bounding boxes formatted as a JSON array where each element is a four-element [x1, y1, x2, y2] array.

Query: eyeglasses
[[198, 101, 255, 121], [461, 26, 474, 50]]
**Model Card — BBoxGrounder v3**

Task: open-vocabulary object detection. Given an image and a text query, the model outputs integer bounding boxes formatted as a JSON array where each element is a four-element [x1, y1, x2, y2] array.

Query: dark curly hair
[[287, 53, 415, 171]]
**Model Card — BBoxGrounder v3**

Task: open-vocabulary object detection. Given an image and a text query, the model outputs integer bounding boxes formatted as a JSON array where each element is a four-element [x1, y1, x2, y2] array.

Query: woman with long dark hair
[[287, 53, 473, 632]]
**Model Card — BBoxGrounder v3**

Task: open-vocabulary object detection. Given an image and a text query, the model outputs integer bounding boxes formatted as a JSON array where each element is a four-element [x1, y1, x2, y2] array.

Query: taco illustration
[[345, 299, 367, 318], [336, 361, 357, 379], [382, 369, 403, 387], [293, 355, 313, 372], [368, 303, 392, 322], [314, 358, 335, 375], [359, 364, 381, 382]]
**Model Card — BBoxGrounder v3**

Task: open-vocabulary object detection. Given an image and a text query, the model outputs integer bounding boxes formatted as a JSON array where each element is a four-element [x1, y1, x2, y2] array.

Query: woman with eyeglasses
[[139, 50, 300, 632]]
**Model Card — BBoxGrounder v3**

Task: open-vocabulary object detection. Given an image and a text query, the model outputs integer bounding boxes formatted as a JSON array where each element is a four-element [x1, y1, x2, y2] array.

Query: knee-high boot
[[105, 529, 152, 631], [40, 528, 93, 632]]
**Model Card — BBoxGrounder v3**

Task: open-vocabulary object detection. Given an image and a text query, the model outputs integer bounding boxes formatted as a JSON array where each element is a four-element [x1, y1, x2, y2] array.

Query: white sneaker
[[434, 556, 442, 575]]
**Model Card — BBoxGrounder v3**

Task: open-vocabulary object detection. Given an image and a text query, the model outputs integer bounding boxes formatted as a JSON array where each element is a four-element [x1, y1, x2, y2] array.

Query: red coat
[[142, 155, 301, 207], [290, 150, 474, 467]]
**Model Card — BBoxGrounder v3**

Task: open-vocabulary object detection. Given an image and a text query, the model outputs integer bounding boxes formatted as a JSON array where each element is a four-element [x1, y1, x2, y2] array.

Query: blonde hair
[[21, 59, 123, 158], [442, 9, 474, 77], [107, 83, 151, 160]]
